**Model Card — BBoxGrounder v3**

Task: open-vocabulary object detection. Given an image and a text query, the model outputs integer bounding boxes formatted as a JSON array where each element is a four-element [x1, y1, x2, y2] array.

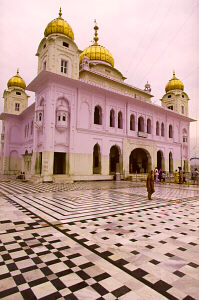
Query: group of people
[[174, 168, 187, 184], [16, 172, 25, 180], [191, 168, 199, 184], [154, 167, 166, 183], [146, 167, 187, 200]]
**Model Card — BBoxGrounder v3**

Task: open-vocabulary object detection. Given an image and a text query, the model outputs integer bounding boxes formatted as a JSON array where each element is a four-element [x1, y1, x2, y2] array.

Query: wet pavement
[[0, 180, 199, 299]]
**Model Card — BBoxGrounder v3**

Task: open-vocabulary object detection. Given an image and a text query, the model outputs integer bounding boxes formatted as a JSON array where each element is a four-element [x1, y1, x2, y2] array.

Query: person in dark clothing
[[146, 170, 155, 200]]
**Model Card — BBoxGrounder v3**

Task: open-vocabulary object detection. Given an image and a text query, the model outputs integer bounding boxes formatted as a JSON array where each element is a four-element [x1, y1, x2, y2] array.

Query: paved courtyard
[[0, 180, 199, 300]]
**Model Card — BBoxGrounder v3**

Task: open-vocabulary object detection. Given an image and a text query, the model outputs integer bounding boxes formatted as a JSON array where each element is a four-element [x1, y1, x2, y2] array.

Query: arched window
[[58, 115, 61, 121], [169, 124, 173, 138], [62, 114, 66, 121], [39, 113, 42, 121], [118, 111, 123, 129], [31, 121, 33, 135], [138, 116, 144, 132], [156, 121, 159, 136], [130, 114, 135, 131], [27, 124, 29, 137], [110, 109, 115, 127], [94, 105, 102, 125], [147, 119, 151, 134], [161, 122, 164, 137]]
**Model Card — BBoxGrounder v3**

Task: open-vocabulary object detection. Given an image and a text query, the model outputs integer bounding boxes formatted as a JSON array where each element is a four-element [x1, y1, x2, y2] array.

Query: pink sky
[[0, 0, 198, 156]]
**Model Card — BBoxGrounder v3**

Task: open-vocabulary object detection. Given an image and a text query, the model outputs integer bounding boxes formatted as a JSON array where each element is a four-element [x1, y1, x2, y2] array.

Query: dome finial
[[59, 7, 62, 18], [17, 68, 19, 75], [93, 19, 99, 45], [173, 70, 175, 77]]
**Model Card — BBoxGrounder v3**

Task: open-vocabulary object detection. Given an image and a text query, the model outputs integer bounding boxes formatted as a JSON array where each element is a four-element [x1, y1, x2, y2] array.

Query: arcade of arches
[[52, 147, 176, 176], [157, 150, 173, 173]]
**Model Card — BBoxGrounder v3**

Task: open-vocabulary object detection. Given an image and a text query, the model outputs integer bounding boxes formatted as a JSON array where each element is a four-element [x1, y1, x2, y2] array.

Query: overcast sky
[[0, 0, 198, 156]]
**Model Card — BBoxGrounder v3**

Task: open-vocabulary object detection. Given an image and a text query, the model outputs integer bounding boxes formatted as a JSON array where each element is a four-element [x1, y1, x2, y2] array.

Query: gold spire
[[17, 69, 19, 76], [80, 20, 114, 67], [93, 19, 99, 45], [173, 70, 175, 76], [59, 7, 62, 18]]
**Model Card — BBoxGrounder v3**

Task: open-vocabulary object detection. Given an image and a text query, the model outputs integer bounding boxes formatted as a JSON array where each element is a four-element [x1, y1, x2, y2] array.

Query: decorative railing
[[137, 131, 148, 138]]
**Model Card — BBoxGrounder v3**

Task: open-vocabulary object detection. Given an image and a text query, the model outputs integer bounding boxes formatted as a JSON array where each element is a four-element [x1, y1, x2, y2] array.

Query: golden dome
[[80, 21, 114, 67], [44, 8, 74, 40], [7, 70, 26, 89], [165, 71, 184, 93]]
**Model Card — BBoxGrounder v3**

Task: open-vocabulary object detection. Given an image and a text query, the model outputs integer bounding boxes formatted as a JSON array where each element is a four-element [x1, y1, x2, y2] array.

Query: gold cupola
[[7, 69, 26, 89], [165, 71, 184, 93], [80, 21, 114, 67], [44, 8, 74, 40]]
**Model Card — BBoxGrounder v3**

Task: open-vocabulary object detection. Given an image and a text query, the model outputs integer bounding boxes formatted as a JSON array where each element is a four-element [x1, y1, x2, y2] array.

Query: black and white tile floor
[[0, 180, 199, 299]]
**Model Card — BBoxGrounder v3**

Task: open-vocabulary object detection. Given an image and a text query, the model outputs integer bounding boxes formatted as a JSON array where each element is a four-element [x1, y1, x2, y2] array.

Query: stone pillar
[[101, 154, 109, 175], [42, 151, 54, 182]]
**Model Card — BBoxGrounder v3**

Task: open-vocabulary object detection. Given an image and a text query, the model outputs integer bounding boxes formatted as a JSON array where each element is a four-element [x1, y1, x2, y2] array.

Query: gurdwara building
[[0, 9, 194, 182]]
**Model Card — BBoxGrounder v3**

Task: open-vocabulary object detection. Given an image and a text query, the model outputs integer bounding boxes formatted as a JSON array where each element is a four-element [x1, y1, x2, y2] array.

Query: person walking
[[158, 168, 162, 182], [154, 167, 159, 182], [174, 169, 178, 183], [195, 168, 199, 185], [182, 172, 186, 183], [146, 170, 155, 200], [178, 167, 182, 184]]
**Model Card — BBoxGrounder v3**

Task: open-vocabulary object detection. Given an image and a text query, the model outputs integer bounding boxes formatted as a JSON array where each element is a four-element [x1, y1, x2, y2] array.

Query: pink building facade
[[0, 10, 194, 182]]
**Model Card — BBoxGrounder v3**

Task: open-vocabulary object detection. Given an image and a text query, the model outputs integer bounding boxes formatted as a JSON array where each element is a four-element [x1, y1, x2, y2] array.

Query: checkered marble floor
[[0, 180, 199, 299]]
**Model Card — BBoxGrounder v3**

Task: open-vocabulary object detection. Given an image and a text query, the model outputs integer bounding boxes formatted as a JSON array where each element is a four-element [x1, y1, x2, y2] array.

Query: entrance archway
[[157, 150, 165, 171], [109, 145, 121, 174], [129, 148, 151, 173], [53, 152, 66, 174], [93, 144, 101, 174]]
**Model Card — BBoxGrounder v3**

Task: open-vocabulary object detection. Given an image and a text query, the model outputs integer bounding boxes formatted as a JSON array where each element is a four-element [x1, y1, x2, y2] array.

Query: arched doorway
[[157, 150, 165, 171], [109, 145, 121, 174], [93, 144, 101, 174], [169, 152, 173, 173], [129, 148, 151, 173]]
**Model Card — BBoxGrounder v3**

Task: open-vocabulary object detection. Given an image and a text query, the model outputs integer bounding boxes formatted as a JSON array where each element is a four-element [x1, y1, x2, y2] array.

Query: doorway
[[53, 152, 66, 174]]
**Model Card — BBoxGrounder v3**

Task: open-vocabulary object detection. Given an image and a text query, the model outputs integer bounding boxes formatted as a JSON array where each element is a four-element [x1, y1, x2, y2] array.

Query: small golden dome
[[165, 71, 184, 93], [7, 70, 26, 89], [44, 7, 74, 40], [80, 21, 114, 67]]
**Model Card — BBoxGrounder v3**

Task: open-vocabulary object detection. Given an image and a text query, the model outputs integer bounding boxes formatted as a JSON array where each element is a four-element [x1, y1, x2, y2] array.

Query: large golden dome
[[165, 71, 184, 93], [7, 70, 26, 89], [44, 8, 74, 40], [80, 22, 114, 67]]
